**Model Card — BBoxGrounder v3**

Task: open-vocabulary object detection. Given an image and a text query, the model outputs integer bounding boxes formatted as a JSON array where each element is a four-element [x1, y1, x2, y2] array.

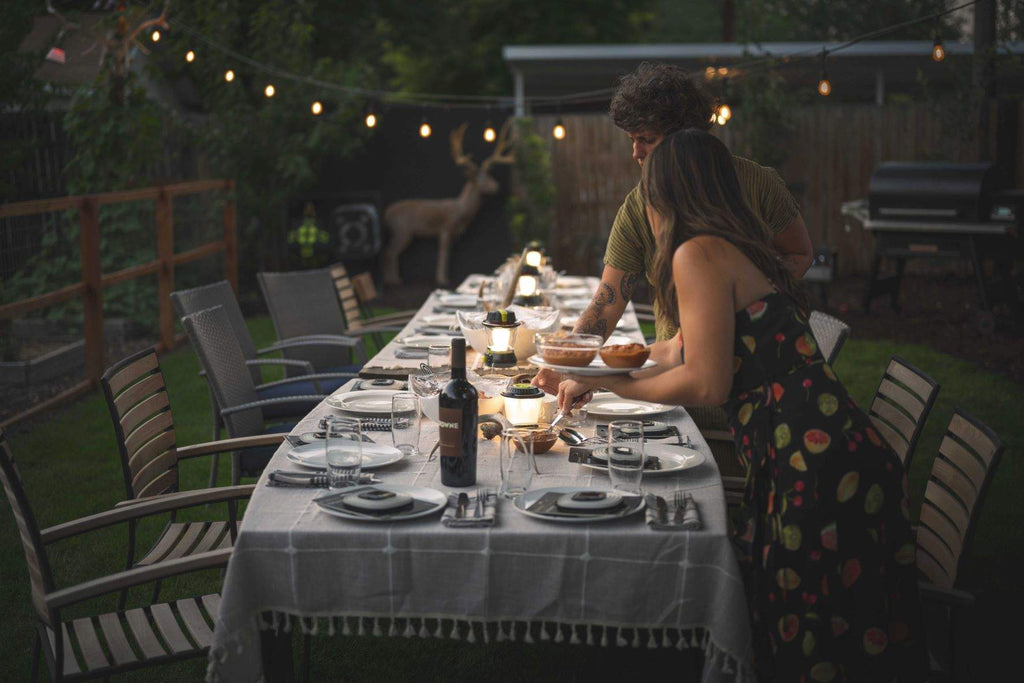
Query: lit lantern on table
[[524, 241, 545, 268], [482, 309, 522, 369], [512, 264, 544, 307], [501, 383, 545, 426]]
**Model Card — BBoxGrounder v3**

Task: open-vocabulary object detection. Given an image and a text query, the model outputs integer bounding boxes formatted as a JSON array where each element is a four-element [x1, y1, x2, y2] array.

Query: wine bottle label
[[438, 406, 464, 457]]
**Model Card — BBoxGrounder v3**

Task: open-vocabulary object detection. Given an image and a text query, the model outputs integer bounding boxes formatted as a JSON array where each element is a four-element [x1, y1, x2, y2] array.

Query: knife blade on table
[[456, 492, 469, 519]]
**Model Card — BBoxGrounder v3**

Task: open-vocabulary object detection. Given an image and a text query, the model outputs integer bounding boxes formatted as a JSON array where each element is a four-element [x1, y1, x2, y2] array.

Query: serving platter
[[582, 394, 675, 418], [528, 354, 657, 376], [286, 441, 405, 470]]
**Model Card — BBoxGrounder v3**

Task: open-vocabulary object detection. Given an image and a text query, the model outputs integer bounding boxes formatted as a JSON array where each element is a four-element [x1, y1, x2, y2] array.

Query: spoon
[[557, 427, 587, 446]]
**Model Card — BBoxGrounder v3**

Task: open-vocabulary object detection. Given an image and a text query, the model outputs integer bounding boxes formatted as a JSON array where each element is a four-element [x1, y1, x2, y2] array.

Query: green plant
[[505, 118, 555, 250], [726, 61, 797, 169]]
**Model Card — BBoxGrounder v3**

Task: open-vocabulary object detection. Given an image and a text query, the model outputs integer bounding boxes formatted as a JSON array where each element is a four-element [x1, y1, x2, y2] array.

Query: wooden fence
[[0, 180, 236, 427], [535, 102, 1020, 276]]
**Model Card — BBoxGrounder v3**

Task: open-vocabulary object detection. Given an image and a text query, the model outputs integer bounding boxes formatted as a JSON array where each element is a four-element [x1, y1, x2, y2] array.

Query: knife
[[654, 495, 669, 524], [456, 492, 469, 519]]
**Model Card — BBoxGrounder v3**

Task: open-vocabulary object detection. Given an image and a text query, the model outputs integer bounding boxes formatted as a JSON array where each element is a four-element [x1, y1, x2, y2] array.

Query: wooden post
[[79, 197, 104, 384], [224, 181, 238, 293], [501, 247, 530, 308], [156, 188, 174, 352]]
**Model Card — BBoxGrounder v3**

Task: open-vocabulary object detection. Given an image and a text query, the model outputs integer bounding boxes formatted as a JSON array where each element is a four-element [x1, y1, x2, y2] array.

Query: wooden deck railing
[[0, 179, 236, 427]]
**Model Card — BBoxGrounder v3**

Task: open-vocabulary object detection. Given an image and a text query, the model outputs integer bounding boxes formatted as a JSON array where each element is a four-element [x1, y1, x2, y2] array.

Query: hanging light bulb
[[932, 36, 946, 62], [185, 50, 195, 63], [719, 104, 731, 121], [224, 69, 235, 82], [364, 102, 378, 128], [419, 118, 432, 138], [264, 84, 275, 98], [311, 100, 323, 116], [483, 121, 496, 142], [151, 29, 161, 43], [552, 118, 566, 141], [817, 49, 831, 97]]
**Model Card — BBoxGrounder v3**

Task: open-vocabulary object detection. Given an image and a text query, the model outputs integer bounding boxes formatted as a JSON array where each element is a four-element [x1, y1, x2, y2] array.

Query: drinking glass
[[325, 416, 362, 489], [499, 428, 535, 499], [408, 372, 442, 422], [391, 392, 421, 457], [607, 420, 644, 494], [427, 344, 451, 374]]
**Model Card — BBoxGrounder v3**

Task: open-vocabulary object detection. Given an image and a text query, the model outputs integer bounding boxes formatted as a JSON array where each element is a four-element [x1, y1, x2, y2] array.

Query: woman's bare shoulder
[[673, 235, 735, 268]]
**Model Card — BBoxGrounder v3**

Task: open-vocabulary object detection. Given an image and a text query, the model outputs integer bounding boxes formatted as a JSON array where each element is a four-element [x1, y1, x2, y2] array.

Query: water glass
[[607, 420, 644, 494], [325, 417, 362, 489], [499, 428, 535, 499], [391, 392, 420, 457], [427, 344, 451, 374]]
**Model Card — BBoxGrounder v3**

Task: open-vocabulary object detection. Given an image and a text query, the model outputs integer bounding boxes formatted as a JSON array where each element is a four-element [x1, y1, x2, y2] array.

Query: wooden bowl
[[515, 425, 559, 454], [599, 343, 651, 368]]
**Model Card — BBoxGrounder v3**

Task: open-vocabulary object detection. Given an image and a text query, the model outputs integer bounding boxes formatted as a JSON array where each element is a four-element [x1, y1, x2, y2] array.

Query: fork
[[474, 488, 485, 517], [673, 490, 686, 524]]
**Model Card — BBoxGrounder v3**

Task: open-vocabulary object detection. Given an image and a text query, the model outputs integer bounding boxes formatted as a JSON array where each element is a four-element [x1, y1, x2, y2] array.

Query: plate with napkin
[[441, 489, 496, 528], [314, 484, 447, 522], [645, 492, 702, 531]]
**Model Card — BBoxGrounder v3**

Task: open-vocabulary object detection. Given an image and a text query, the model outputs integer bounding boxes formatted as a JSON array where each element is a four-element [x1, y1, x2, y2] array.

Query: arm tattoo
[[620, 271, 642, 302], [575, 283, 616, 339], [596, 282, 616, 306]]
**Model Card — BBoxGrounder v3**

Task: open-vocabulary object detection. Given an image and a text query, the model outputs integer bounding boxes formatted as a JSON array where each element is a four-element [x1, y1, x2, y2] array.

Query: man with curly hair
[[534, 62, 813, 395]]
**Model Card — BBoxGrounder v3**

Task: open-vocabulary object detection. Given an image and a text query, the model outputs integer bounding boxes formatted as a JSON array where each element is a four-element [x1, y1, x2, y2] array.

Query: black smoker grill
[[842, 161, 1022, 333]]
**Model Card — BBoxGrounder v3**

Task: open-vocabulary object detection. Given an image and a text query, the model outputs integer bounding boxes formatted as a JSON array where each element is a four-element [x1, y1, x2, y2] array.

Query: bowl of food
[[515, 425, 559, 454], [534, 333, 602, 367], [599, 343, 651, 368]]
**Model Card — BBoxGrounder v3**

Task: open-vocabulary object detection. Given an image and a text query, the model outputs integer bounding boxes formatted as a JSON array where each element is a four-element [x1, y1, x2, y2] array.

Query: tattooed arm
[[533, 265, 641, 396]]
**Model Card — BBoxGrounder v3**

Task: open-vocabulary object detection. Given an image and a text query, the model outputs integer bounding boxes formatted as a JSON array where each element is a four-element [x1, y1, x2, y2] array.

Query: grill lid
[[868, 162, 999, 222]]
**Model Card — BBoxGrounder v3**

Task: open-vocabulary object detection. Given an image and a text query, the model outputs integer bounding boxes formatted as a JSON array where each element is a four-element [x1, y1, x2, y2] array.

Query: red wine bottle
[[438, 337, 478, 487]]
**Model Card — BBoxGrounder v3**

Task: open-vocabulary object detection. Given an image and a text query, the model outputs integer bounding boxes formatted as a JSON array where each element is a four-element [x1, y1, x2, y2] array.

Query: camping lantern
[[513, 265, 544, 306], [501, 383, 545, 426], [482, 309, 522, 368], [524, 242, 545, 268]]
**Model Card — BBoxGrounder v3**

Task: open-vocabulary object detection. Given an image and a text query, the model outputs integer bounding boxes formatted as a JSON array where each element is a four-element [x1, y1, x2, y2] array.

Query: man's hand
[[532, 367, 562, 395], [556, 379, 596, 414]]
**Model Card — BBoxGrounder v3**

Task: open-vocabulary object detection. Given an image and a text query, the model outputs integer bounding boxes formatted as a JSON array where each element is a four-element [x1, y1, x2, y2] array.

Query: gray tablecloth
[[207, 383, 754, 682]]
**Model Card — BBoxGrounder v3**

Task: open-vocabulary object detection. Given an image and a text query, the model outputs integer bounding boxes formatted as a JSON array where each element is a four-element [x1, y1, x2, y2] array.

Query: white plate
[[326, 390, 400, 415], [437, 294, 479, 308], [583, 394, 675, 417], [556, 276, 589, 288], [396, 334, 456, 349], [552, 287, 592, 298], [560, 315, 579, 329], [583, 442, 706, 475], [528, 354, 657, 376], [455, 277, 487, 294], [314, 484, 446, 522], [286, 440, 405, 470], [514, 487, 646, 524], [420, 314, 458, 327]]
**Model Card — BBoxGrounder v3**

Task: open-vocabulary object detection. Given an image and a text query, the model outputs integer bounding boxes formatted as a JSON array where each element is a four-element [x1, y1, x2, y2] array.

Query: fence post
[[156, 187, 174, 351], [79, 197, 103, 384], [224, 180, 238, 293]]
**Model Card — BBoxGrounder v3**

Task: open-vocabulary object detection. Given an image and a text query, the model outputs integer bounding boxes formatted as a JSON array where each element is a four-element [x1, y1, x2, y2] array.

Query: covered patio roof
[[503, 40, 1024, 113]]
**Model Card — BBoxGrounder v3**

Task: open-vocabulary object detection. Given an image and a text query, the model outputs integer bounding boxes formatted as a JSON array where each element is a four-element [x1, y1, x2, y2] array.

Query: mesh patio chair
[[867, 355, 941, 471], [100, 347, 278, 606], [181, 305, 329, 484], [808, 310, 850, 365], [916, 409, 1004, 681], [1, 428, 236, 681], [258, 268, 387, 378]]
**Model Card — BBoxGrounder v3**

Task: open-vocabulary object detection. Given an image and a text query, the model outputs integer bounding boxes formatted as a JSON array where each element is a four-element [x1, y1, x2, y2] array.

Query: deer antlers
[[449, 119, 515, 176]]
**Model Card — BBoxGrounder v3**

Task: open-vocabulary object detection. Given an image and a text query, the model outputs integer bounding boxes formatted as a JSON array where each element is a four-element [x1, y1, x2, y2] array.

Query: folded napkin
[[415, 326, 462, 336], [317, 416, 392, 432], [441, 489, 496, 528], [644, 493, 701, 531], [266, 470, 380, 488], [395, 347, 429, 359], [354, 379, 408, 391]]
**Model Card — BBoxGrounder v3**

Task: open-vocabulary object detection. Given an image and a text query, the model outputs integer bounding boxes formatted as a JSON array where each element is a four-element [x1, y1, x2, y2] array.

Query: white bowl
[[421, 394, 440, 422], [456, 306, 561, 361]]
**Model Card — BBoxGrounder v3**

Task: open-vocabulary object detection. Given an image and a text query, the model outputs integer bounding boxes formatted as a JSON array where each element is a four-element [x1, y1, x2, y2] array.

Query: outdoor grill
[[842, 161, 1022, 333]]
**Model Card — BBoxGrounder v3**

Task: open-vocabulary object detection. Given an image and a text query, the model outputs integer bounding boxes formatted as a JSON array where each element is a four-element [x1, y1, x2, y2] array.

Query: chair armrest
[[362, 312, 416, 325], [247, 357, 317, 374], [113, 483, 256, 508], [259, 335, 363, 353], [46, 548, 232, 611], [255, 373, 359, 393], [918, 582, 975, 609], [219, 395, 325, 417], [40, 486, 255, 544], [176, 434, 286, 459]]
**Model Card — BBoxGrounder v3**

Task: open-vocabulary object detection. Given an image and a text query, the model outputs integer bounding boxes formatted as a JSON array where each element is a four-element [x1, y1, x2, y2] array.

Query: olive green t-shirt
[[604, 155, 800, 341]]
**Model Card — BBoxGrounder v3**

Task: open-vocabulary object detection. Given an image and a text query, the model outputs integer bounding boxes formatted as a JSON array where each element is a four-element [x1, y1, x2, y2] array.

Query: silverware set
[[453, 489, 489, 519]]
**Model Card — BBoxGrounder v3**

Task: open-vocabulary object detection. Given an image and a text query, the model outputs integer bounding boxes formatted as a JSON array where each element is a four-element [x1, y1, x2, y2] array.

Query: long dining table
[[206, 274, 754, 682]]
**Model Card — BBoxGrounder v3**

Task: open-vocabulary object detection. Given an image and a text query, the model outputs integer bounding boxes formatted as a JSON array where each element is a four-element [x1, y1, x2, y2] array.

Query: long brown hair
[[641, 129, 807, 326]]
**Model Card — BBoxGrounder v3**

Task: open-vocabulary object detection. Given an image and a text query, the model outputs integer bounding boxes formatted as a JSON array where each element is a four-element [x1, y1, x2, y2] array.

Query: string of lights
[[160, 1, 978, 141]]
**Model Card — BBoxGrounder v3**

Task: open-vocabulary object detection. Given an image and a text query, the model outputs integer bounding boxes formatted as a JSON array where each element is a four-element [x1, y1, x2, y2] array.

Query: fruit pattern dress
[[724, 291, 925, 682]]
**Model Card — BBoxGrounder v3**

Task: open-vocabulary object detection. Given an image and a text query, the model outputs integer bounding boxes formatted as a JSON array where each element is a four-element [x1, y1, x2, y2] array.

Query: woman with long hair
[[558, 129, 925, 681]]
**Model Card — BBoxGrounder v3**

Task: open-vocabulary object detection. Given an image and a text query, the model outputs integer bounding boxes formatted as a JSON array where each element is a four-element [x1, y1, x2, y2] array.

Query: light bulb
[[716, 114, 727, 126], [718, 104, 731, 121], [704, 66, 715, 80], [419, 122, 432, 138], [264, 84, 275, 98], [490, 327, 512, 352], [552, 122, 566, 140], [525, 250, 542, 268], [483, 126, 496, 142], [311, 101, 323, 115], [151, 30, 161, 43], [224, 69, 235, 82], [365, 112, 377, 128], [932, 39, 946, 62], [517, 274, 537, 297], [185, 50, 195, 63], [817, 77, 831, 97]]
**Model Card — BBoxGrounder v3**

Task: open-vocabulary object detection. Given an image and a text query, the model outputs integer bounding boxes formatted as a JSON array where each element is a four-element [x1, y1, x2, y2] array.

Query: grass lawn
[[0, 317, 1019, 681]]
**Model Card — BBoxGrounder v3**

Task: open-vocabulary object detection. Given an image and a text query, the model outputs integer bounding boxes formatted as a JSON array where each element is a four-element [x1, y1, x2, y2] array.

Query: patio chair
[[331, 262, 416, 330], [1, 428, 236, 681], [100, 347, 277, 605], [867, 355, 940, 471], [808, 309, 850, 365], [916, 409, 1004, 681], [259, 268, 392, 377], [181, 305, 328, 484]]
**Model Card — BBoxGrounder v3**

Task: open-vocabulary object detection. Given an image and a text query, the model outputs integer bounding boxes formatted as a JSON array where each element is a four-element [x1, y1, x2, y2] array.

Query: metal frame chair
[[867, 355, 941, 471], [1, 429, 236, 681], [808, 310, 851, 365], [916, 409, 1004, 681]]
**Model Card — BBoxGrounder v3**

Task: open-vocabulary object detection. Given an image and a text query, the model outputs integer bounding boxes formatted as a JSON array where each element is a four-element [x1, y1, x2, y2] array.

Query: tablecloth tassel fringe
[[388, 619, 398, 637], [554, 624, 565, 643], [434, 619, 444, 638], [283, 614, 292, 633], [523, 624, 534, 644], [257, 613, 272, 630], [328, 617, 337, 636], [631, 628, 641, 648], [586, 624, 594, 646], [403, 620, 416, 638], [691, 630, 702, 647], [539, 622, 551, 641], [647, 629, 659, 649], [419, 619, 430, 639], [600, 626, 609, 647], [482, 622, 490, 644], [509, 621, 517, 642], [466, 623, 477, 644], [616, 628, 628, 647], [496, 621, 506, 642], [372, 617, 383, 637], [311, 617, 320, 636], [358, 617, 367, 637], [661, 628, 673, 648], [449, 621, 461, 640], [677, 628, 688, 649], [270, 611, 280, 634], [570, 625, 581, 645], [299, 618, 310, 635], [343, 617, 352, 636]]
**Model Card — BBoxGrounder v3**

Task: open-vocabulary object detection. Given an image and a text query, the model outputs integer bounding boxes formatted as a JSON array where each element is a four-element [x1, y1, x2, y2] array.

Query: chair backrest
[[181, 305, 264, 439], [170, 280, 262, 385], [916, 409, 1004, 589], [868, 355, 940, 470], [258, 268, 350, 371], [100, 348, 180, 501], [808, 310, 850, 365], [0, 430, 56, 627], [328, 262, 367, 331]]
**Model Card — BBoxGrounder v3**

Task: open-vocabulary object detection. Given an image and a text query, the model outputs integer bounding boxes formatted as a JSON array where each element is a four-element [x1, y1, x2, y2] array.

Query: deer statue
[[381, 119, 514, 286]]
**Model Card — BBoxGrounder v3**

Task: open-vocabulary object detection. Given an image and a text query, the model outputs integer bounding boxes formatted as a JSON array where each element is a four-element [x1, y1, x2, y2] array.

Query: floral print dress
[[724, 292, 925, 681]]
